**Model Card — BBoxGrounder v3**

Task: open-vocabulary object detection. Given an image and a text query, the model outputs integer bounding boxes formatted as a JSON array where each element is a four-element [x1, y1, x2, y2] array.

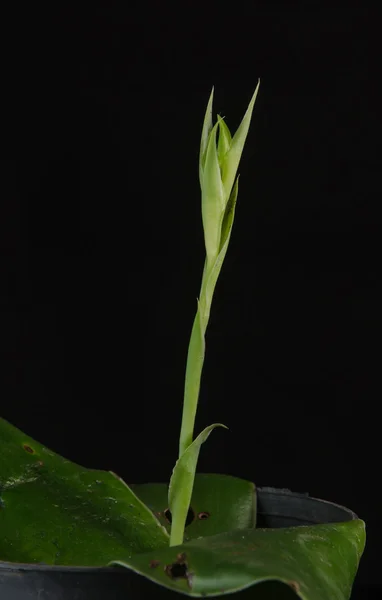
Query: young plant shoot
[[168, 82, 260, 547], [0, 83, 365, 599]]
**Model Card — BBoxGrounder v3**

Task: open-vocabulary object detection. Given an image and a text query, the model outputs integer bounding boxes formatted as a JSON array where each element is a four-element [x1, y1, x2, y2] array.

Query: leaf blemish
[[165, 552, 193, 588], [23, 444, 35, 454], [177, 552, 187, 562], [149, 559, 160, 568], [288, 580, 300, 593], [197, 511, 210, 520]]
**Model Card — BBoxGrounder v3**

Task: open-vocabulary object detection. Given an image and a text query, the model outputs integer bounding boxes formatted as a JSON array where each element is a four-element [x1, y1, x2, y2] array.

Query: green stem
[[178, 257, 213, 458], [170, 85, 258, 548], [169, 518, 185, 547]]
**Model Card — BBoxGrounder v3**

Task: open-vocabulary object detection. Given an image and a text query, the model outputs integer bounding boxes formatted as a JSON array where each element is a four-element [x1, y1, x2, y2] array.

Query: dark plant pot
[[0, 487, 360, 600]]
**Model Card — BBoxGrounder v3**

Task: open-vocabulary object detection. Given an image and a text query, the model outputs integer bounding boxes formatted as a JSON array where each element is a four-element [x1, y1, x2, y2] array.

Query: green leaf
[[221, 80, 260, 202], [198, 177, 240, 328], [201, 122, 225, 260], [0, 419, 364, 598], [131, 473, 256, 541], [111, 519, 365, 599], [0, 418, 169, 565], [199, 87, 214, 188], [219, 175, 239, 254], [168, 424, 228, 547], [217, 115, 232, 170]]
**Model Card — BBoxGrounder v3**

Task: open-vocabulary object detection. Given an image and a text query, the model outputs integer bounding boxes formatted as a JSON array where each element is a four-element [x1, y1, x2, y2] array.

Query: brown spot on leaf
[[23, 444, 35, 454], [176, 552, 187, 562], [164, 552, 193, 588], [197, 511, 210, 520], [149, 560, 160, 568], [288, 581, 300, 593], [164, 508, 171, 522]]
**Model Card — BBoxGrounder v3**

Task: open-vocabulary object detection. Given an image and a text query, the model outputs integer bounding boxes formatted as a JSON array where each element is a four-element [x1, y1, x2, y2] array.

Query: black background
[[1, 2, 380, 595]]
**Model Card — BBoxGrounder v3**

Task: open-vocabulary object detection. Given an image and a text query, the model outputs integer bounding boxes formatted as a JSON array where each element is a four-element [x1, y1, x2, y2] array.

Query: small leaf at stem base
[[169, 423, 228, 547]]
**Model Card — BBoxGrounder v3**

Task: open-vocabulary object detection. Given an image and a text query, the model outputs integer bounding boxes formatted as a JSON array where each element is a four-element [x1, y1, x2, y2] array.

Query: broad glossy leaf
[[0, 418, 169, 565], [111, 519, 365, 599], [131, 473, 256, 540], [168, 424, 228, 546]]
